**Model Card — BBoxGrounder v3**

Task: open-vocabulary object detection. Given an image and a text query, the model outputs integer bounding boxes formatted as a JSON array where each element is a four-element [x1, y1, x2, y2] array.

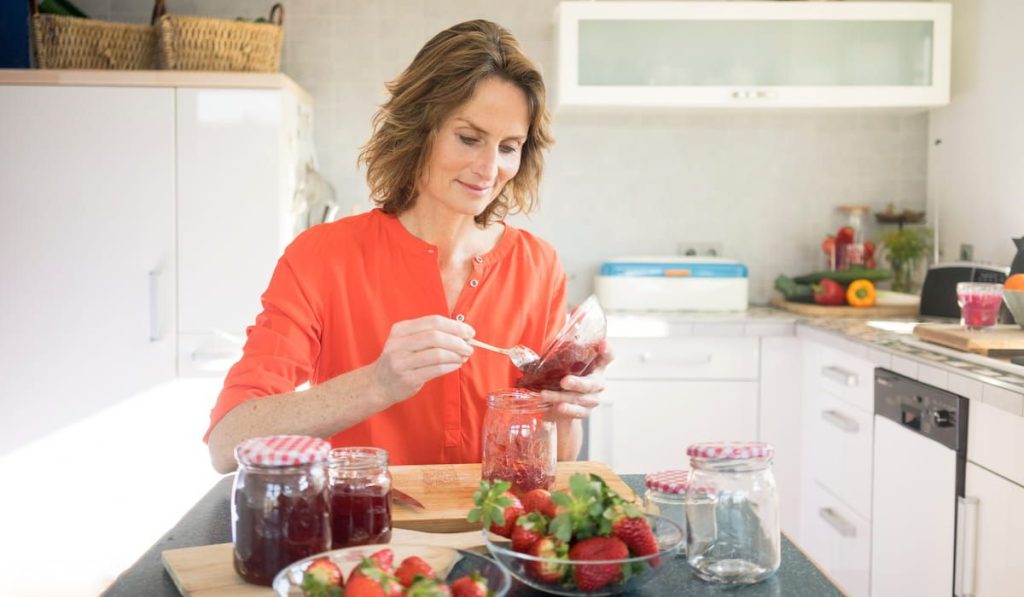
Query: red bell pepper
[[813, 278, 847, 305]]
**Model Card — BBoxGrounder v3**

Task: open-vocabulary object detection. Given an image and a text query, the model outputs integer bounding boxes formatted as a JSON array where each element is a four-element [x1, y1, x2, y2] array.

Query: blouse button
[[455, 314, 465, 322], [469, 279, 479, 288], [474, 256, 484, 264]]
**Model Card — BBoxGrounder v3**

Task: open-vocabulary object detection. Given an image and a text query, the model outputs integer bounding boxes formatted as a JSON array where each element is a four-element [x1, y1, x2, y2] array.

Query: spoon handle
[[467, 338, 507, 355]]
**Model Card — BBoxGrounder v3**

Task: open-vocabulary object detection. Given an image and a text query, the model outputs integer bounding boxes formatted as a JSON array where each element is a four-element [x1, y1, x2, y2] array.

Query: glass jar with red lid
[[481, 388, 556, 497], [328, 447, 392, 549], [231, 435, 332, 586]]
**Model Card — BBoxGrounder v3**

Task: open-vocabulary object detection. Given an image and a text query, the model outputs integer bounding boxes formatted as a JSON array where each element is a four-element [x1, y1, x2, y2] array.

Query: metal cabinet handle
[[148, 269, 161, 342], [821, 365, 858, 387], [955, 496, 979, 597], [821, 409, 860, 433], [819, 507, 857, 538], [731, 89, 775, 99]]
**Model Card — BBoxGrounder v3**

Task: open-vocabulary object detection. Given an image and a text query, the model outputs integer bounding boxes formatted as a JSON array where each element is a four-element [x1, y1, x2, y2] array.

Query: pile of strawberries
[[300, 547, 491, 597], [469, 473, 662, 593]]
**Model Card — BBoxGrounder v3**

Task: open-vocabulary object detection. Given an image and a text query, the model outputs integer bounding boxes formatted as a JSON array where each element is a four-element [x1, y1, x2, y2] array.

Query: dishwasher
[[872, 368, 968, 597]]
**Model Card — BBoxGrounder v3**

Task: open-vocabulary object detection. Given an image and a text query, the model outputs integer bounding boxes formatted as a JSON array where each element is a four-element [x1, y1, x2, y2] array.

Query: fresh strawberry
[[395, 555, 435, 587], [511, 511, 548, 553], [468, 479, 524, 538], [405, 576, 452, 596], [569, 536, 629, 592], [449, 572, 489, 597], [305, 557, 343, 586], [344, 574, 387, 597], [525, 536, 569, 584], [348, 558, 402, 596], [611, 514, 661, 566], [521, 488, 558, 518], [368, 548, 395, 573]]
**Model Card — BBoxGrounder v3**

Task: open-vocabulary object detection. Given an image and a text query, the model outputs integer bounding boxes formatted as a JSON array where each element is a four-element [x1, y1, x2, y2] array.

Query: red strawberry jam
[[330, 488, 392, 548], [516, 341, 602, 391]]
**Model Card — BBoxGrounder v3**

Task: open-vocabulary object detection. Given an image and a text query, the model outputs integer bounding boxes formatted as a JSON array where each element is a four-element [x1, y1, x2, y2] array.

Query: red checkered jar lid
[[235, 435, 331, 467], [686, 441, 774, 461], [645, 470, 690, 495]]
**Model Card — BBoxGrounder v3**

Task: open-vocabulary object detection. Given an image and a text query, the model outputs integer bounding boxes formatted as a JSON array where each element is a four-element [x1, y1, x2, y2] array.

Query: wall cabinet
[[557, 1, 951, 109], [0, 85, 176, 453]]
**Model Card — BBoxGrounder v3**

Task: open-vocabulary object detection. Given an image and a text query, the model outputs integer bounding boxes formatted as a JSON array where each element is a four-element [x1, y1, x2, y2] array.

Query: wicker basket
[[155, 1, 284, 72], [29, 0, 159, 70]]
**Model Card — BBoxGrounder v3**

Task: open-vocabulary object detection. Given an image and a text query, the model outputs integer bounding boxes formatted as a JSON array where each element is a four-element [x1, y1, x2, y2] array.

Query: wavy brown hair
[[358, 20, 553, 226]]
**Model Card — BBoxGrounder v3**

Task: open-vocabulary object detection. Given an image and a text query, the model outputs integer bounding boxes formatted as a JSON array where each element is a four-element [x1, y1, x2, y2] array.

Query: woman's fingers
[[390, 314, 475, 339]]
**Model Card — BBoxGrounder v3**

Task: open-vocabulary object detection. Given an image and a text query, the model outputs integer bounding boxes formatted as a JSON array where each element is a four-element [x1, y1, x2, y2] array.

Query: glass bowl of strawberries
[[472, 475, 685, 596], [272, 543, 511, 596]]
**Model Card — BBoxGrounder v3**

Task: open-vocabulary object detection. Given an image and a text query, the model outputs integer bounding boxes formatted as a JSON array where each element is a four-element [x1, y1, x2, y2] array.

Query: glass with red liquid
[[481, 389, 557, 497], [328, 447, 392, 549], [517, 295, 607, 392], [232, 435, 332, 586], [957, 282, 1004, 330]]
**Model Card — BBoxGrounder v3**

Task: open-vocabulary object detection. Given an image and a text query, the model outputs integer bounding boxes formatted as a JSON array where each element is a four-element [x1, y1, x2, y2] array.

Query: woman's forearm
[[207, 364, 389, 473]]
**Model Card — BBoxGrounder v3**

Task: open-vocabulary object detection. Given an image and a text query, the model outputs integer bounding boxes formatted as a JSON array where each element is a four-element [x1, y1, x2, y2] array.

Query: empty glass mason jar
[[481, 388, 556, 497], [685, 442, 780, 585], [643, 470, 689, 555], [232, 435, 332, 586]]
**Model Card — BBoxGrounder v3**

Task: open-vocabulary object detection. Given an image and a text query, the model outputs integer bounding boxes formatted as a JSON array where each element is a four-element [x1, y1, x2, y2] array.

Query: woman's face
[[417, 77, 529, 218]]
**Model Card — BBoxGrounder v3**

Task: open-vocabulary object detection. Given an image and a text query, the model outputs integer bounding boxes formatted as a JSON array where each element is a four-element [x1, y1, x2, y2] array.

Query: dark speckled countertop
[[102, 475, 842, 597]]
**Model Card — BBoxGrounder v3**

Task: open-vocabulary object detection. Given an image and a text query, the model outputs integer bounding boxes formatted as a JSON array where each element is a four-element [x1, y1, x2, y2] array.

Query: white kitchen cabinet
[[960, 463, 1024, 597], [759, 336, 803, 537], [589, 336, 759, 474], [0, 85, 176, 453], [557, 1, 951, 109], [176, 86, 312, 377], [800, 479, 871, 597]]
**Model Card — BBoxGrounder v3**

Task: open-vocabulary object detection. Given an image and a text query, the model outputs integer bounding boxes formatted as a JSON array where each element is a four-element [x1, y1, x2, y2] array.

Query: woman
[[206, 20, 610, 473]]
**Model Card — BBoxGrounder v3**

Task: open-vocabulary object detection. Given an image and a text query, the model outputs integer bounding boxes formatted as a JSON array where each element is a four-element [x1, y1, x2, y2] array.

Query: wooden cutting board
[[913, 323, 1024, 357], [162, 529, 503, 597], [162, 461, 632, 596], [771, 295, 919, 319], [390, 460, 633, 532]]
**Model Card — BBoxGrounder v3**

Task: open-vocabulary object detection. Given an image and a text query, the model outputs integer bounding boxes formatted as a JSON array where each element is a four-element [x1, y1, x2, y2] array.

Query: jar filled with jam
[[328, 447, 392, 549], [481, 388, 556, 497], [231, 435, 331, 586]]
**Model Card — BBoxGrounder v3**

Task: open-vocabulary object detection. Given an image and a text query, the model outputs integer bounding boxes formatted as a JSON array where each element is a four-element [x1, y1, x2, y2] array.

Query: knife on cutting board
[[392, 487, 426, 510]]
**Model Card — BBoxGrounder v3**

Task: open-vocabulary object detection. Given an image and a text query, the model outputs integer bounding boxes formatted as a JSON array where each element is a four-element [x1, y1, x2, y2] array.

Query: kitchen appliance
[[595, 256, 748, 311], [919, 262, 1008, 319], [1011, 236, 1024, 277], [872, 369, 968, 597]]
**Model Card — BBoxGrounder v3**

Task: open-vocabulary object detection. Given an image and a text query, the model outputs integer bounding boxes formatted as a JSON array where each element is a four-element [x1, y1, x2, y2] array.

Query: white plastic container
[[595, 257, 748, 312]]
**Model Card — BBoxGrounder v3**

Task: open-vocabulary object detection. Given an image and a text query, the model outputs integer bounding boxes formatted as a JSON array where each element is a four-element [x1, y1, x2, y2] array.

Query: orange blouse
[[205, 208, 567, 465]]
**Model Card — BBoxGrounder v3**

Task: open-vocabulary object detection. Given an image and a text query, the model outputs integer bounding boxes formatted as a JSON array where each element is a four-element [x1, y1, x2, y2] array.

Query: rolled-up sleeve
[[204, 244, 322, 442]]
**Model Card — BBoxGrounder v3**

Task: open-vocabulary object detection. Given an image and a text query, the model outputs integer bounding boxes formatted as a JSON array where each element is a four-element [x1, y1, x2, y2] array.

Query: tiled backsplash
[[78, 0, 929, 304]]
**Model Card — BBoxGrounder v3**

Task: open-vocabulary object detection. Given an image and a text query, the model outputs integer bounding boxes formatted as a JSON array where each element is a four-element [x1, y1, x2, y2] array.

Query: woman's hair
[[359, 19, 553, 225]]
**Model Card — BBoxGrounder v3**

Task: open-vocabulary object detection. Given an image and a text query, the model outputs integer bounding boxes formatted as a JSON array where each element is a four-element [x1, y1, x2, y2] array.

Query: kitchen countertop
[[607, 306, 1024, 417], [102, 475, 841, 597]]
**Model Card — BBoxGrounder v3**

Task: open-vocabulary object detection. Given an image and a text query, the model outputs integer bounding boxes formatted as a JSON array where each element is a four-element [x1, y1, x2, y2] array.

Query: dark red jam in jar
[[329, 447, 392, 549], [481, 389, 556, 497], [231, 435, 331, 586]]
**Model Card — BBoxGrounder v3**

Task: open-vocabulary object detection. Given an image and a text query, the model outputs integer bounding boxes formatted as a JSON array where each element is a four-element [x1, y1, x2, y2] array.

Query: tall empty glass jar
[[481, 389, 556, 497], [685, 442, 780, 585], [328, 447, 392, 549]]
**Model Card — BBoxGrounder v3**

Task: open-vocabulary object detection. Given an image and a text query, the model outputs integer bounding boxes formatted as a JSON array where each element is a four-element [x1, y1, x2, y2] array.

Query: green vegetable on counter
[[774, 274, 815, 304], [793, 265, 892, 285]]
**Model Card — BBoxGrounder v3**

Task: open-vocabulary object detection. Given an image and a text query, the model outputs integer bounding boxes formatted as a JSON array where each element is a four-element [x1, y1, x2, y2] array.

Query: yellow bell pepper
[[846, 279, 876, 307]]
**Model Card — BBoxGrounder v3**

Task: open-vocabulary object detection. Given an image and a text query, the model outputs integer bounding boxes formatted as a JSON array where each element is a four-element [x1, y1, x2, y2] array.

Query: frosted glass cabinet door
[[557, 1, 951, 108], [0, 85, 176, 453]]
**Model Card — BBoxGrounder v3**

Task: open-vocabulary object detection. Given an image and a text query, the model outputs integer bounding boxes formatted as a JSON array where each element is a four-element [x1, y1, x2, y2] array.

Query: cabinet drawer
[[806, 391, 874, 519], [606, 337, 758, 380], [807, 343, 875, 414], [799, 480, 871, 597]]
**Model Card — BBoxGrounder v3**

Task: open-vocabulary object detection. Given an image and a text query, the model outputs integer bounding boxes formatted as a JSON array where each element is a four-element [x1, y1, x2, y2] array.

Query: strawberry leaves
[[468, 479, 514, 529]]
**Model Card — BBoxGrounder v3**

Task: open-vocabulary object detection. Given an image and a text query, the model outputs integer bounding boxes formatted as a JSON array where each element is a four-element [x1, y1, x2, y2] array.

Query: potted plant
[[879, 226, 932, 293]]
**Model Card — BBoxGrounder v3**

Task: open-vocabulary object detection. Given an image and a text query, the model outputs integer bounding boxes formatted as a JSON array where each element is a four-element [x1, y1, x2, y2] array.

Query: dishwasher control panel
[[875, 368, 968, 453]]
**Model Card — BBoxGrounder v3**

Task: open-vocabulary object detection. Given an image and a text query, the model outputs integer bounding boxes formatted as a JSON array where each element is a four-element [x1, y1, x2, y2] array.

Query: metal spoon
[[467, 338, 540, 370]]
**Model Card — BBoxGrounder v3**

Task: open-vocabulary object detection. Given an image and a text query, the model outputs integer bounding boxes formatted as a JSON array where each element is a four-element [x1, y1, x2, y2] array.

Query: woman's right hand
[[370, 315, 475, 406]]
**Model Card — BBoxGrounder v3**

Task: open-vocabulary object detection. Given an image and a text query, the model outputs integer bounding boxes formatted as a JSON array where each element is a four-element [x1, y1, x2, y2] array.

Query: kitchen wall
[[80, 0, 930, 303], [928, 0, 1024, 268]]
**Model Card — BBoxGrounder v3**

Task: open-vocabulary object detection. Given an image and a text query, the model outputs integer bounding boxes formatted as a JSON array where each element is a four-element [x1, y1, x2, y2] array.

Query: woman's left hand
[[539, 343, 614, 420]]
